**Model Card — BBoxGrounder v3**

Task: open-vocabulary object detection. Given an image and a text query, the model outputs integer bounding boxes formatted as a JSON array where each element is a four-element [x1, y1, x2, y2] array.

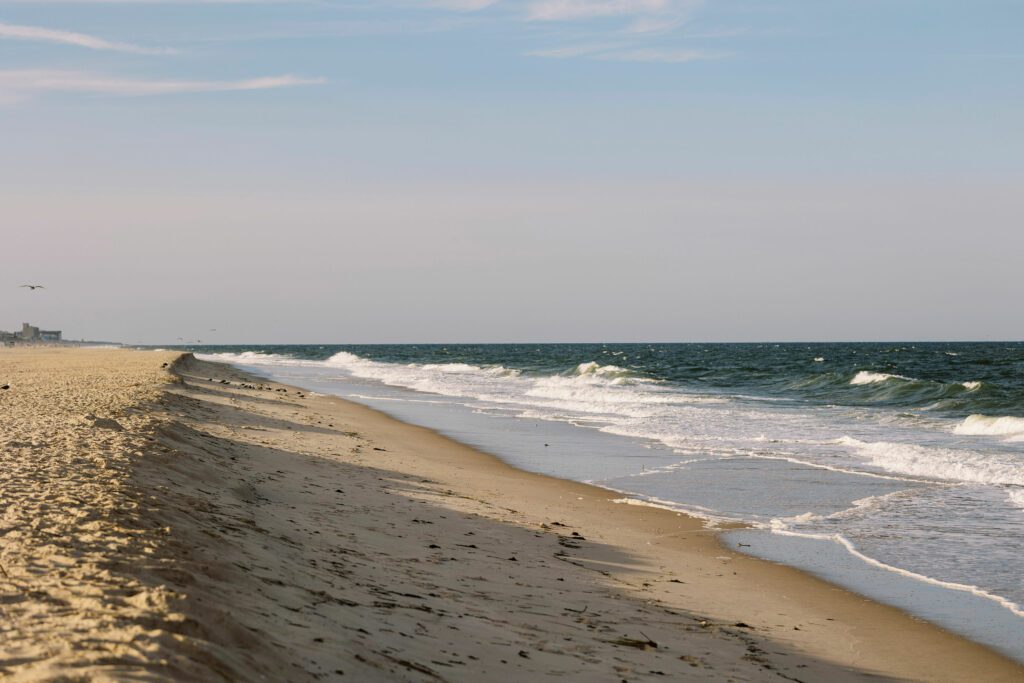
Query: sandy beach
[[1, 347, 1021, 682]]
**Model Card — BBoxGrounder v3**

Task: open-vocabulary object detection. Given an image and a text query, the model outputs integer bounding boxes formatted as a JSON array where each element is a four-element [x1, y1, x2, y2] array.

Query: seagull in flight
[[20, 284, 45, 290]]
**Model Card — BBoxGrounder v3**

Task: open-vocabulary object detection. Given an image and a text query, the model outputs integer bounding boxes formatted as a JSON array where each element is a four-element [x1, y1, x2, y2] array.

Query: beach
[[1, 347, 1021, 681]]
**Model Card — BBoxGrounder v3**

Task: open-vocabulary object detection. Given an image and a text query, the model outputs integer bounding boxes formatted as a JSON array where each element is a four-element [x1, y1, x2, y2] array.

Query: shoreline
[[208, 349, 1024, 660], [2, 347, 1021, 681], [192, 354, 1023, 679]]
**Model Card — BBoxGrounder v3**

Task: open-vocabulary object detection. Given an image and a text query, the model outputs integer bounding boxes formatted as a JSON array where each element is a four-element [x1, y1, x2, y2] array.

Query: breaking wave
[[198, 350, 320, 367], [850, 371, 912, 385], [849, 371, 981, 392], [954, 415, 1024, 441], [316, 352, 715, 422], [837, 436, 1024, 487]]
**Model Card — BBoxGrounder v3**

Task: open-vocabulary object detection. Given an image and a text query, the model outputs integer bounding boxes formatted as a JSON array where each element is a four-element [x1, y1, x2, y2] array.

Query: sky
[[1, 0, 1022, 343]]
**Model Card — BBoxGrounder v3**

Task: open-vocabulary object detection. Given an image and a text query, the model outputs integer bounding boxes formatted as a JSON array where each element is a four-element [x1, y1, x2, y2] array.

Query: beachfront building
[[11, 323, 63, 343]]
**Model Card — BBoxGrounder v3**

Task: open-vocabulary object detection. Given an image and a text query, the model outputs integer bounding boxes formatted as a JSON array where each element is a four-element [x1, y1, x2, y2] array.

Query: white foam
[[623, 458, 708, 478], [771, 491, 908, 531], [954, 414, 1024, 438], [837, 436, 1024, 486], [746, 452, 925, 483], [850, 371, 911, 385], [1007, 488, 1024, 510], [849, 371, 981, 393], [609, 494, 740, 527], [347, 393, 452, 405], [775, 511, 824, 525], [766, 527, 1024, 618], [198, 351, 320, 367], [572, 361, 640, 379], [204, 351, 1021, 490], [318, 351, 724, 425]]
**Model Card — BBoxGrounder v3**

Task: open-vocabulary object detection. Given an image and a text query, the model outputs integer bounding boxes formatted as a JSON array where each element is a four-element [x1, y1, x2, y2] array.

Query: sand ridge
[[0, 348, 225, 680]]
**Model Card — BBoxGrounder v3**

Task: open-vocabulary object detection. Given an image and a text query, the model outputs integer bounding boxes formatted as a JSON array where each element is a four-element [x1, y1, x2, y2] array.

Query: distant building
[[7, 323, 63, 343]]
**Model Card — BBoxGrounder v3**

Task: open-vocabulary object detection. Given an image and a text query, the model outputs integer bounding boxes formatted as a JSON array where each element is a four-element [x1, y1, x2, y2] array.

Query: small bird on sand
[[20, 284, 45, 290]]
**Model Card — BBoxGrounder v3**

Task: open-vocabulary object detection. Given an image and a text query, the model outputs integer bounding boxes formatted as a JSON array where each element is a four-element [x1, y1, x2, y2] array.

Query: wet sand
[[1, 347, 1021, 681]]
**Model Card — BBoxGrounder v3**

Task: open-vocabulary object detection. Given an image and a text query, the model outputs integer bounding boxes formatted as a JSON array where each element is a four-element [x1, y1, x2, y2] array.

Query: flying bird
[[20, 284, 45, 290]]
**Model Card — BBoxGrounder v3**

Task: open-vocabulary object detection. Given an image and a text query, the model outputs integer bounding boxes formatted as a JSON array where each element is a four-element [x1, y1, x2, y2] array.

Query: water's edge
[[203, 353, 1024, 663]]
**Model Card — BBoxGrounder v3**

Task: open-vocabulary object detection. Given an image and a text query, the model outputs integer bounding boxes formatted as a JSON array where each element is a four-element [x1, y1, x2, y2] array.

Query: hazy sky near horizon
[[1, 1, 1022, 343]]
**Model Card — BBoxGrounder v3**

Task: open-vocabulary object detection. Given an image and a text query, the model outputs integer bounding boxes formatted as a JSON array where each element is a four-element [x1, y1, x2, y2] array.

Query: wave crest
[[850, 371, 911, 385], [197, 351, 311, 366], [572, 361, 640, 380], [837, 436, 1024, 486], [954, 414, 1024, 440]]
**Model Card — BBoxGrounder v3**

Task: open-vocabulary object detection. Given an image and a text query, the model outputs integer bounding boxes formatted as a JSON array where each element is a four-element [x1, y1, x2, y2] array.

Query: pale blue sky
[[1, 1, 1022, 342]]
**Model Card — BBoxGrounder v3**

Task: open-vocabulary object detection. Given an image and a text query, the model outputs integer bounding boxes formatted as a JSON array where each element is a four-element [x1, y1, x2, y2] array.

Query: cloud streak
[[595, 47, 727, 62], [521, 0, 721, 62], [0, 70, 325, 99], [526, 0, 701, 22], [526, 42, 625, 58], [528, 43, 726, 62], [0, 0, 287, 3], [420, 0, 499, 10], [527, 0, 662, 21], [0, 21, 173, 54]]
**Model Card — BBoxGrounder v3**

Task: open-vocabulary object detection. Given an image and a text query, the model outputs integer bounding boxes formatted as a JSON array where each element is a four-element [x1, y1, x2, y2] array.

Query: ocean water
[[190, 343, 1024, 659]]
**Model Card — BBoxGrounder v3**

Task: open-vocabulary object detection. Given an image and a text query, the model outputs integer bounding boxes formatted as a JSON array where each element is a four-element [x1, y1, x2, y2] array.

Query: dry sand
[[1, 347, 1021, 681]]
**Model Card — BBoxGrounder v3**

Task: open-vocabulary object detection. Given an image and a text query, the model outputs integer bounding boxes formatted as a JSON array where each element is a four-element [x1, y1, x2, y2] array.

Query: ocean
[[190, 342, 1024, 659]]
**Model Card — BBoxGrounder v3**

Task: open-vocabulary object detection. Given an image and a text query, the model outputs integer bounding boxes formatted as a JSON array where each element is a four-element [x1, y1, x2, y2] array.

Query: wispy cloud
[[595, 47, 726, 62], [680, 27, 747, 39], [0, 0, 289, 3], [526, 42, 625, 58], [0, 70, 325, 100], [526, 0, 701, 22], [421, 0, 499, 10], [0, 0, 733, 70], [528, 0, 656, 21], [520, 0, 722, 62], [0, 21, 173, 54], [625, 14, 685, 34], [528, 43, 726, 63]]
